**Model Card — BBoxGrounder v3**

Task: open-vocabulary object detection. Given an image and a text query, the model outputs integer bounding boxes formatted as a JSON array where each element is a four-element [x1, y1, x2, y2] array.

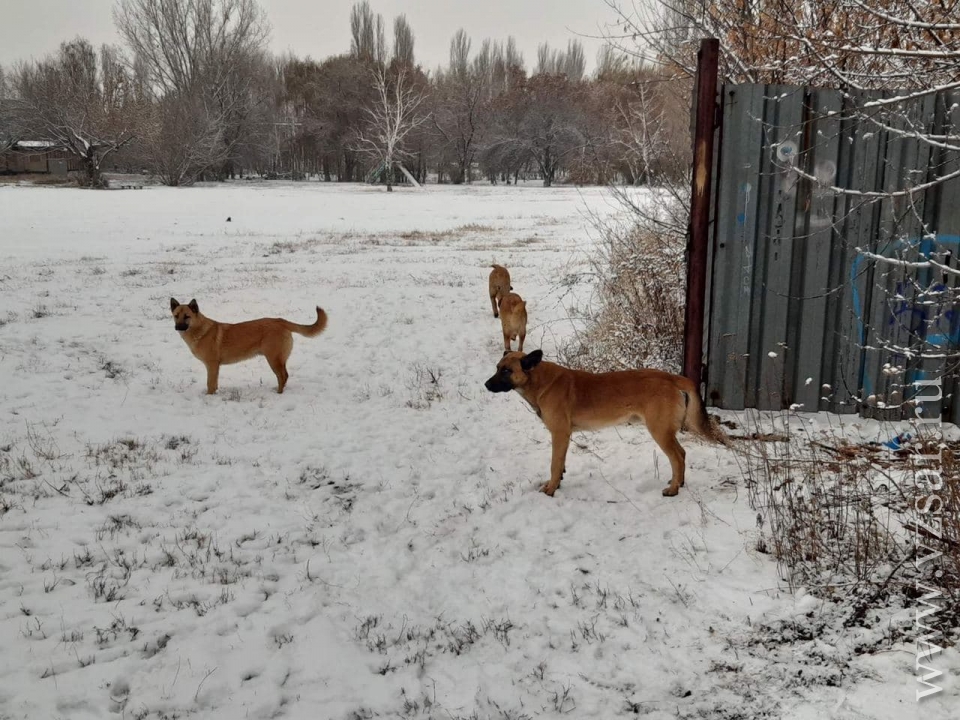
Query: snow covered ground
[[0, 182, 954, 719]]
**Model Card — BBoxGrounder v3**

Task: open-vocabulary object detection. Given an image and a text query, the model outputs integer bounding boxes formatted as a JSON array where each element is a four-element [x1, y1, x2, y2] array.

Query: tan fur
[[488, 264, 511, 318], [485, 351, 726, 497], [170, 298, 327, 394], [498, 292, 527, 352]]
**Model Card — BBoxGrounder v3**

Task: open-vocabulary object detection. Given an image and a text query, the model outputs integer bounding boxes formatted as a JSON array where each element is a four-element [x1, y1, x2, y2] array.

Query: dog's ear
[[520, 350, 543, 371], [502, 350, 510, 357], [170, 298, 179, 312], [187, 299, 199, 313]]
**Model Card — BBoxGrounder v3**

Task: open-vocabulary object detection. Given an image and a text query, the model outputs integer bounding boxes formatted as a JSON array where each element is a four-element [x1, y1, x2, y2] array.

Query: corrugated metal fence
[[702, 82, 960, 422]]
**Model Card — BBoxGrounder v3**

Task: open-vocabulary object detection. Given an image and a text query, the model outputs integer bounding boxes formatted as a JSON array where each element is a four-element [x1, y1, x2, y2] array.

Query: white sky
[[0, 0, 614, 72]]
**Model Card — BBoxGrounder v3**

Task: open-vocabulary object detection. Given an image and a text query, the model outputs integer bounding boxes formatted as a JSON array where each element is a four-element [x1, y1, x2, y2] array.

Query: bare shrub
[[740, 420, 960, 640], [405, 364, 444, 409], [561, 193, 686, 373]]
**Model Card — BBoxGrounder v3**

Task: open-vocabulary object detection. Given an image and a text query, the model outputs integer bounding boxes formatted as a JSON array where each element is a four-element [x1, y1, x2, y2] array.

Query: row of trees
[[0, 0, 689, 188]]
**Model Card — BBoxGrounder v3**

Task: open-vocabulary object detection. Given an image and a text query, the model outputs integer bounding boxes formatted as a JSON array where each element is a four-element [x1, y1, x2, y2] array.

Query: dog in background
[[485, 350, 726, 497], [498, 292, 528, 352], [488, 264, 511, 318], [170, 298, 327, 394]]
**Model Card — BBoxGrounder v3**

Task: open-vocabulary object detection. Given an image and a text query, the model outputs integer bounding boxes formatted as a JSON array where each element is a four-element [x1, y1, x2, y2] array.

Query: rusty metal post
[[683, 38, 720, 391]]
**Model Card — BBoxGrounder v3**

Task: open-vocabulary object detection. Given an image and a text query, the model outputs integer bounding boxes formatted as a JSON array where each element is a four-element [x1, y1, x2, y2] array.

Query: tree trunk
[[453, 156, 467, 184], [80, 150, 105, 188], [542, 148, 554, 187]]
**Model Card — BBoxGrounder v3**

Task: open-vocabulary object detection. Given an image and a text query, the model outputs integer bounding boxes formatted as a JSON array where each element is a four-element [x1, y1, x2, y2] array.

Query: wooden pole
[[683, 38, 720, 393]]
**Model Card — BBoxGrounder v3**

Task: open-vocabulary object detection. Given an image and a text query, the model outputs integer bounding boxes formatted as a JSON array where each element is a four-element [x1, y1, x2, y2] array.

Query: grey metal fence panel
[[706, 84, 768, 410], [705, 82, 960, 421], [754, 86, 804, 410], [790, 88, 842, 412], [931, 90, 960, 424]]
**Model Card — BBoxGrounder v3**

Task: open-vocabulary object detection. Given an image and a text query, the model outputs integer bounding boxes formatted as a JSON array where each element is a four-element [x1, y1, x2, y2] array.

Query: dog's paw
[[661, 486, 679, 497], [539, 483, 556, 497]]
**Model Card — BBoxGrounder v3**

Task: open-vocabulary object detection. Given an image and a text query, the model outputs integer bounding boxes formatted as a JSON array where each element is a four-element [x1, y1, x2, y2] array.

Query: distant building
[[0, 141, 80, 174]]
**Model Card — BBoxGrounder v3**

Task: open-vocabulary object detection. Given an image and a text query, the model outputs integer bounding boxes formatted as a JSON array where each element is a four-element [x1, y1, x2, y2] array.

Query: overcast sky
[[0, 0, 614, 72]]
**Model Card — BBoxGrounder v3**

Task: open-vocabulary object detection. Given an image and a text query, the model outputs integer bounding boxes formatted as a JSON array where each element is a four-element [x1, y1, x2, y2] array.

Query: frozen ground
[[0, 182, 955, 719]]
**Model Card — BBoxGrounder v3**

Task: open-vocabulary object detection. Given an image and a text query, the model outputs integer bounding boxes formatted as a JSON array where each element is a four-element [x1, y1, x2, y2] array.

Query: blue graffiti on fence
[[852, 234, 960, 397]]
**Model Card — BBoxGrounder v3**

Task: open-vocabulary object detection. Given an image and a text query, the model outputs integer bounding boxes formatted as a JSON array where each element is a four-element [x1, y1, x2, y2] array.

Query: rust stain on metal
[[695, 141, 708, 197]]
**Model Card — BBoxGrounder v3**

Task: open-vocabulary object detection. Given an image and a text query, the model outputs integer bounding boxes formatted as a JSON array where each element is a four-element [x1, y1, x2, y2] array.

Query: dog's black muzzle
[[485, 376, 512, 393], [175, 323, 189, 332]]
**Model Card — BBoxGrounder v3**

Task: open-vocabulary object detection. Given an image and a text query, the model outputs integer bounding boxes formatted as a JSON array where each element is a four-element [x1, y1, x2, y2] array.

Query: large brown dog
[[485, 350, 725, 497], [488, 264, 511, 317], [170, 298, 327, 394], [498, 292, 528, 352]]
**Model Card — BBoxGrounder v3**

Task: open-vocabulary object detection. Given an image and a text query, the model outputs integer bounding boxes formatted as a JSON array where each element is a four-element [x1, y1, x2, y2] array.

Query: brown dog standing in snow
[[485, 350, 726, 497], [170, 298, 327, 394], [488, 264, 511, 317], [498, 292, 528, 352]]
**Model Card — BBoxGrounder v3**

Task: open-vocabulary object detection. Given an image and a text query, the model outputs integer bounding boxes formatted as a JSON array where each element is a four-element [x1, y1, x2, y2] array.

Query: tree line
[[0, 0, 690, 188]]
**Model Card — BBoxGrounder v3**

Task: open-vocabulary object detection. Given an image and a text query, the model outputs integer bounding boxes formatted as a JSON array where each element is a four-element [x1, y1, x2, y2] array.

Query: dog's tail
[[283, 307, 328, 338], [682, 387, 730, 446]]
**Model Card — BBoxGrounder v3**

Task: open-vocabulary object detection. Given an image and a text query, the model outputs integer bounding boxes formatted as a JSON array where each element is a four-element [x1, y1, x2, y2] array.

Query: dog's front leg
[[205, 364, 220, 395], [541, 428, 570, 496]]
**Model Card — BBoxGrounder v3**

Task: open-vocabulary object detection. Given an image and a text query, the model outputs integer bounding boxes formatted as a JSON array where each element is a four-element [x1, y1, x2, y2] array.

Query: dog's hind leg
[[267, 355, 288, 393], [269, 339, 292, 393], [518, 331, 525, 352], [650, 427, 686, 497], [491, 293, 500, 318], [541, 428, 570, 496]]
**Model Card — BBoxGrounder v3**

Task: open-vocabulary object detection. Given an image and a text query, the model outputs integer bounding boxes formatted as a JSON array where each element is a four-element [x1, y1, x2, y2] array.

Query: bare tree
[[114, 0, 270, 184], [486, 73, 587, 186], [536, 40, 586, 81], [0, 66, 19, 153], [563, 40, 586, 82], [450, 29, 471, 78], [350, 1, 386, 65], [392, 15, 415, 68], [354, 68, 429, 191], [115, 0, 269, 94], [433, 30, 489, 183], [10, 39, 138, 186], [536, 43, 560, 76], [350, 1, 375, 60], [485, 36, 524, 97]]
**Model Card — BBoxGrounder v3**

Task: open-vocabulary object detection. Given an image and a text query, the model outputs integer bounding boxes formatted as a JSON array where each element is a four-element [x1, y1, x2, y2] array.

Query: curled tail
[[283, 307, 328, 337], [682, 388, 730, 446]]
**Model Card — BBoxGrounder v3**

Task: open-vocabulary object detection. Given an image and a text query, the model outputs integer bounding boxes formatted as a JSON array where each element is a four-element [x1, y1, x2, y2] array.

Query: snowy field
[[0, 182, 955, 719]]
